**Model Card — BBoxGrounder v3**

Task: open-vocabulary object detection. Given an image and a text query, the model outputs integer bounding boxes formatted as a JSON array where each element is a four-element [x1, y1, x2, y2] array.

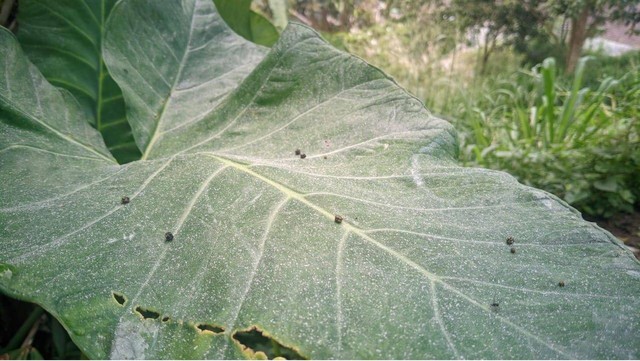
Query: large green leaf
[[16, 0, 141, 163], [1, 0, 639, 359], [102, 0, 268, 159]]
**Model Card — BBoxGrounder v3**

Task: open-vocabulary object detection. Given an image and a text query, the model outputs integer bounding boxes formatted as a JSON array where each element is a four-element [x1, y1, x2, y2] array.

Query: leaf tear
[[195, 323, 224, 334], [232, 326, 306, 360], [134, 306, 160, 320]]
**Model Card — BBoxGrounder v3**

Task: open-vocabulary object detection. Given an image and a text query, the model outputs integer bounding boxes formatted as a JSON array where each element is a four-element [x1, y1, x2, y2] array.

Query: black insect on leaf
[[490, 297, 500, 312]]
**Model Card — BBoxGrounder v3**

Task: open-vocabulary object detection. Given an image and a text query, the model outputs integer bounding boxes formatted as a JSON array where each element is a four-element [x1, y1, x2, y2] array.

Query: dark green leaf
[[213, 0, 279, 46]]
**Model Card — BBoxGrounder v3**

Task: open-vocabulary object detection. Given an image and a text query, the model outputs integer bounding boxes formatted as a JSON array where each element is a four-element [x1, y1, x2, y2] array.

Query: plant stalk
[[0, 306, 45, 353]]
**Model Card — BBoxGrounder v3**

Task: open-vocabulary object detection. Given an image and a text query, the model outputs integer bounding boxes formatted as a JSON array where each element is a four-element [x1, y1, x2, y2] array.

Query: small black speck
[[121, 196, 130, 205], [123, 69, 129, 74], [558, 281, 565, 287], [506, 236, 514, 245], [334, 215, 343, 224], [510, 247, 516, 254], [165, 232, 174, 242], [323, 156, 327, 159], [295, 149, 301, 155], [300, 154, 307, 159]]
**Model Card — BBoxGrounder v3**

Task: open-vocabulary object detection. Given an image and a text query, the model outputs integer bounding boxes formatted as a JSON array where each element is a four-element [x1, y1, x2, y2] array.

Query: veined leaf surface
[[16, 0, 140, 163], [1, 0, 639, 359]]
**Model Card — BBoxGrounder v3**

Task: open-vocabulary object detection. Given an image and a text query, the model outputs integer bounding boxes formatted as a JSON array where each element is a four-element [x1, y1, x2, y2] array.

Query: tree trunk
[[338, 1, 353, 30], [566, 7, 590, 74], [480, 32, 497, 75]]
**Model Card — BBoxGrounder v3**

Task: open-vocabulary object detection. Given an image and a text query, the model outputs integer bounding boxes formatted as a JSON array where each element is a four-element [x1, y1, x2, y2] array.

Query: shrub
[[441, 57, 640, 218]]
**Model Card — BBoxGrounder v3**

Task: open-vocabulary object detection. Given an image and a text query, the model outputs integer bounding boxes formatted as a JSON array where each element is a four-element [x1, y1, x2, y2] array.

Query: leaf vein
[[8, 157, 174, 263], [431, 281, 461, 358]]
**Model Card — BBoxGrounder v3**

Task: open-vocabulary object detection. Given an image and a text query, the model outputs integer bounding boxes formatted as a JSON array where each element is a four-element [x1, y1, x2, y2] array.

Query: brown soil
[[591, 211, 640, 260]]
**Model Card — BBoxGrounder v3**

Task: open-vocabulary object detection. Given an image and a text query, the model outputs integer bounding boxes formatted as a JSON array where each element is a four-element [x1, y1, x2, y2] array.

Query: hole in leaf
[[196, 323, 224, 334], [112, 292, 126, 306], [162, 316, 170, 322], [233, 326, 306, 360], [134, 306, 160, 320]]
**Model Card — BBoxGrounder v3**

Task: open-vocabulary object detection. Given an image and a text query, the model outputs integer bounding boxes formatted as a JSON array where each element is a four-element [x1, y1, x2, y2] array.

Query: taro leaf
[[1, 0, 640, 359], [15, 0, 141, 164], [102, 0, 267, 159]]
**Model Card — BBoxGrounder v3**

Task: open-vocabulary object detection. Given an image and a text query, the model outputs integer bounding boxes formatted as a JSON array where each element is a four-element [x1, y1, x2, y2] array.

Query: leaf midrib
[[5, 143, 572, 358], [140, 2, 199, 160], [204, 153, 572, 358]]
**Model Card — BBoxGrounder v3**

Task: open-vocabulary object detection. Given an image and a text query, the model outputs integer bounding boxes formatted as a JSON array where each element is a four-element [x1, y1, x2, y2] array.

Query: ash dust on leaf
[[110, 319, 158, 359]]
